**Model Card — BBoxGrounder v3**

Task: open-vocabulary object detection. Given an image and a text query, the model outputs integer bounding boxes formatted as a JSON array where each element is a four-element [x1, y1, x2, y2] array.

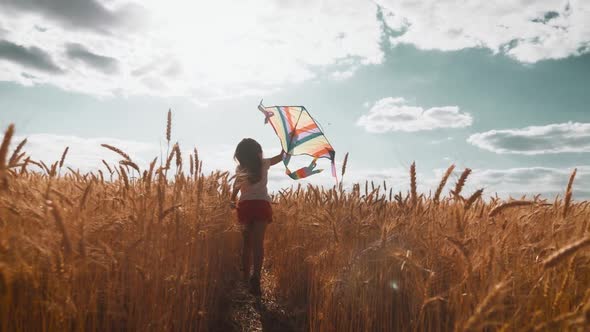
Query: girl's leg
[[241, 224, 253, 281], [251, 221, 268, 280]]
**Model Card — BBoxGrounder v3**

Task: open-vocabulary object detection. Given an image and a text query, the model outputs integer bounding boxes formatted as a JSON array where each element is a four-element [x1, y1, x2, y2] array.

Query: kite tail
[[331, 158, 338, 184], [284, 157, 323, 180], [329, 151, 338, 184]]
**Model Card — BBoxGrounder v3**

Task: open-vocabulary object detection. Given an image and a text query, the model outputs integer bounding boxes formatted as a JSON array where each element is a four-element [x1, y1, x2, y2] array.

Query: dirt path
[[227, 270, 299, 332]]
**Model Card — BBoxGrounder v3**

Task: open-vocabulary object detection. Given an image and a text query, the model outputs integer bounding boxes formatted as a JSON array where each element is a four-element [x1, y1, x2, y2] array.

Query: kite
[[258, 101, 337, 181]]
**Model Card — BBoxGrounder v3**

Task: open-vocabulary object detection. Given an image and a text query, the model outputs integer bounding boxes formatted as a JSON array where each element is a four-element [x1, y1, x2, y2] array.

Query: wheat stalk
[[166, 108, 172, 143], [462, 278, 511, 331], [79, 181, 93, 210], [341, 152, 349, 178], [488, 200, 534, 217], [8, 152, 26, 169], [453, 168, 471, 198], [120, 160, 140, 174], [542, 236, 590, 269], [410, 162, 417, 207], [434, 164, 455, 204], [0, 124, 14, 168], [101, 160, 113, 174], [59, 146, 69, 168], [50, 189, 74, 207], [160, 204, 182, 220], [8, 137, 27, 167], [464, 189, 484, 211], [165, 143, 177, 170], [174, 143, 182, 170], [563, 168, 577, 218], [119, 165, 130, 190], [20, 156, 30, 174], [48, 200, 73, 257], [0, 124, 15, 189]]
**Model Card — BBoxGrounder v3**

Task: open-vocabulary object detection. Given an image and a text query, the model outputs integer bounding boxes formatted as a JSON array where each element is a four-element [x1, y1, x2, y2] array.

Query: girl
[[230, 138, 283, 296]]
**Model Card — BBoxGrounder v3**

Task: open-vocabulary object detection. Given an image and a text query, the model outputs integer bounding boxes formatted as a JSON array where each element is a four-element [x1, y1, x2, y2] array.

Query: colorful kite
[[258, 101, 337, 181]]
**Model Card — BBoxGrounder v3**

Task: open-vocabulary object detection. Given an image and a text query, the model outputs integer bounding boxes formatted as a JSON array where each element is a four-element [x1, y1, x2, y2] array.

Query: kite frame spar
[[258, 101, 337, 182]]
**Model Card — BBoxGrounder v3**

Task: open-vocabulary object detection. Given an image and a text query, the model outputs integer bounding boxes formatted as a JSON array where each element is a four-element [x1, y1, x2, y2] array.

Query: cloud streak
[[468, 122, 590, 155], [0, 0, 143, 33], [66, 43, 119, 74], [357, 97, 473, 133], [0, 39, 62, 73]]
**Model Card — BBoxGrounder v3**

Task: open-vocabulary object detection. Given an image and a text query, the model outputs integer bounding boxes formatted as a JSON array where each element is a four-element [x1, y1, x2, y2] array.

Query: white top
[[236, 158, 271, 201]]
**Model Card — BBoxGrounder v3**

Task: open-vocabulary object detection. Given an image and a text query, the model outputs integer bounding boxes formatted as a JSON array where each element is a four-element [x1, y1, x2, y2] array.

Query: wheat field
[[1, 120, 589, 331]]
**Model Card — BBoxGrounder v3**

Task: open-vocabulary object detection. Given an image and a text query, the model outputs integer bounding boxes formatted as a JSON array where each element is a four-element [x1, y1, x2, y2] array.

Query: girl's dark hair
[[234, 138, 263, 184]]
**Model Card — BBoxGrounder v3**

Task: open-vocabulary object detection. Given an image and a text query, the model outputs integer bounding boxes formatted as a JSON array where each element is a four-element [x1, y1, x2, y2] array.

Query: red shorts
[[237, 200, 273, 224]]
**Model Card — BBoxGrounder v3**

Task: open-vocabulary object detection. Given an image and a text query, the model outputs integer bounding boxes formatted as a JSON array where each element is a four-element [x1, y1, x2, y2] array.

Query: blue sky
[[0, 0, 589, 198]]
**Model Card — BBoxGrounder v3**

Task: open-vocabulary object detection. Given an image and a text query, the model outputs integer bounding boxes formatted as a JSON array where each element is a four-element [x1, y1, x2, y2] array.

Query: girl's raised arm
[[269, 151, 285, 166]]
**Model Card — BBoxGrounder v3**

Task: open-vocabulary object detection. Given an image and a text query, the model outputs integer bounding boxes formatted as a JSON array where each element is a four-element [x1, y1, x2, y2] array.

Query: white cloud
[[468, 122, 590, 154], [0, 0, 382, 102], [357, 97, 472, 133], [1, 1, 587, 103], [337, 165, 589, 199], [468, 166, 589, 198], [377, 0, 590, 63]]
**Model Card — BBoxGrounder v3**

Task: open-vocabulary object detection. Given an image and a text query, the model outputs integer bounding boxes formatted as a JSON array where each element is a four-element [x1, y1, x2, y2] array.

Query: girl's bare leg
[[251, 221, 267, 279], [241, 224, 253, 280]]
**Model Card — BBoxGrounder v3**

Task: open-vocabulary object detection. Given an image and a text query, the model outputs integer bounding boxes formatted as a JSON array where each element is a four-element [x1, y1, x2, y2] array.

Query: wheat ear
[[120, 160, 140, 174], [562, 168, 577, 218], [0, 124, 15, 189], [410, 162, 417, 207], [464, 188, 484, 211], [542, 236, 590, 269], [488, 200, 534, 217], [341, 152, 349, 177], [166, 108, 172, 143], [101, 144, 131, 161], [8, 137, 27, 167], [453, 168, 471, 198], [434, 164, 455, 204], [59, 146, 69, 168]]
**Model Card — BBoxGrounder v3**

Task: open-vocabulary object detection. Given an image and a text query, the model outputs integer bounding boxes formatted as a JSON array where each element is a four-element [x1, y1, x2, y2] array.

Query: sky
[[0, 0, 589, 199]]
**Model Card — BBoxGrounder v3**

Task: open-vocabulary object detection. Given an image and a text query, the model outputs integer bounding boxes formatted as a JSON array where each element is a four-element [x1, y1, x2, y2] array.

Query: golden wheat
[[1, 120, 589, 332]]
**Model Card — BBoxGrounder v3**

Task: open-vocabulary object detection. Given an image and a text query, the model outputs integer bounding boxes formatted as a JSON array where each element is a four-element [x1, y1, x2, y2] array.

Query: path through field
[[226, 269, 300, 332]]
